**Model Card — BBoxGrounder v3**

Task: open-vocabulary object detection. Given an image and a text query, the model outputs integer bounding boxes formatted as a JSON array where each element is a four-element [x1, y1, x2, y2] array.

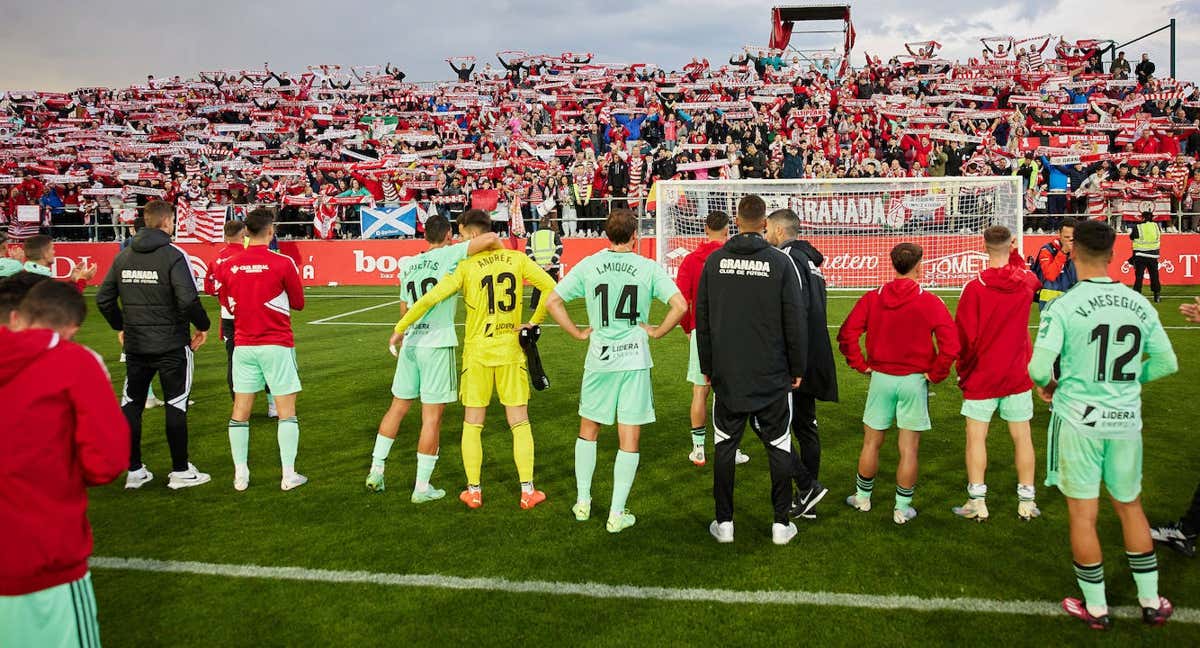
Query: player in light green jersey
[[546, 208, 687, 533], [1029, 219, 1178, 630]]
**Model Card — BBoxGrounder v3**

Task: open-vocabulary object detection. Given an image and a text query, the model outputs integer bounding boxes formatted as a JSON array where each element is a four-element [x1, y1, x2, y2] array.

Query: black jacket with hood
[[96, 228, 210, 355], [696, 232, 808, 412], [779, 239, 838, 403]]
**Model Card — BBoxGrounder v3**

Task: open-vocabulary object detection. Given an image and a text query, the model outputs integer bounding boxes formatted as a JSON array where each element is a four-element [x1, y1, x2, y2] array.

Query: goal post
[[653, 176, 1024, 289]]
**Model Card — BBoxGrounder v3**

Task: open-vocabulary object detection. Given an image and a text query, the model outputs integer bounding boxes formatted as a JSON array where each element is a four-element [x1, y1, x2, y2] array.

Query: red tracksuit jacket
[[216, 244, 305, 347], [0, 328, 129, 595], [955, 250, 1041, 400], [204, 242, 243, 321], [837, 278, 960, 383], [675, 240, 723, 334]]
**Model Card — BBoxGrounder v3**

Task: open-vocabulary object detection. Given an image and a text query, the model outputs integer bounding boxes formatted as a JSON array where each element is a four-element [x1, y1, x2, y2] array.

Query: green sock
[[1074, 561, 1107, 614], [415, 452, 438, 490], [228, 420, 249, 465], [575, 438, 597, 503], [1126, 551, 1160, 608], [371, 434, 394, 468], [895, 485, 914, 511], [856, 473, 874, 500], [690, 426, 705, 448], [278, 416, 300, 472], [610, 450, 640, 515]]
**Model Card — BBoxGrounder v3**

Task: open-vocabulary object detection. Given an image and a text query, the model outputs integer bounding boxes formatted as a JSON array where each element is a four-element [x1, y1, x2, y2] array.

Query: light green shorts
[[687, 333, 706, 387], [579, 368, 656, 426], [233, 345, 302, 395], [392, 345, 458, 404], [1046, 413, 1143, 502], [863, 372, 930, 431], [0, 572, 100, 648], [961, 390, 1034, 423]]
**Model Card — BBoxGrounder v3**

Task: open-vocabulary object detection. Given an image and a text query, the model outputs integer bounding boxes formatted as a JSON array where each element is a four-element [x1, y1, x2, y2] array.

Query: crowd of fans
[[3, 37, 1200, 242]]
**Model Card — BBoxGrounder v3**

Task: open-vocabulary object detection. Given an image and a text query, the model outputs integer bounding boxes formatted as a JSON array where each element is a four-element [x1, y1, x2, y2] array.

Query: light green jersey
[[553, 249, 680, 372], [399, 241, 469, 348], [0, 257, 22, 277], [1034, 278, 1174, 439]]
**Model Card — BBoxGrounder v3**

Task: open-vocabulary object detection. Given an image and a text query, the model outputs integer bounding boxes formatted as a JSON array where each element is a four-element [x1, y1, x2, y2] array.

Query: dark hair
[[424, 214, 452, 244], [890, 242, 924, 275], [244, 207, 275, 236], [143, 200, 174, 229], [1059, 217, 1078, 232], [737, 195, 767, 223], [605, 208, 638, 245], [1073, 219, 1116, 259], [458, 209, 492, 233], [18, 279, 86, 329], [223, 220, 246, 240], [22, 235, 52, 263], [0, 272, 51, 322], [983, 225, 1012, 249], [766, 209, 800, 237], [705, 210, 730, 232]]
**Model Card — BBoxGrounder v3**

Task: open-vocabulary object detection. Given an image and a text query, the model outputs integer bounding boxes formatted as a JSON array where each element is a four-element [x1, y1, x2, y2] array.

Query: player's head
[[735, 195, 766, 234], [143, 200, 175, 235], [765, 209, 800, 247], [890, 242, 923, 278], [0, 272, 51, 327], [983, 225, 1013, 259], [1071, 219, 1116, 267], [22, 235, 53, 268], [457, 209, 492, 239], [704, 210, 730, 241], [244, 207, 276, 242], [223, 220, 246, 244], [11, 279, 86, 339], [604, 208, 638, 246], [1058, 217, 1076, 248], [424, 214, 452, 246]]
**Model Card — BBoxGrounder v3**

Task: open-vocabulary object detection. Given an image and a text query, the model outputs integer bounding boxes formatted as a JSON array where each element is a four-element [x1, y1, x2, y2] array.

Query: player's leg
[[686, 333, 709, 464], [1149, 259, 1161, 302], [574, 418, 602, 521], [954, 408, 992, 521], [1132, 257, 1146, 294], [222, 318, 236, 399], [710, 396, 748, 542], [747, 394, 800, 545], [785, 393, 824, 520], [157, 347, 209, 489], [366, 397, 413, 492], [262, 346, 305, 491], [120, 353, 156, 488], [1152, 480, 1200, 557], [458, 357, 493, 508], [606, 369, 655, 533], [229, 389, 258, 491], [1063, 496, 1112, 628], [892, 374, 931, 524], [1002, 391, 1040, 519], [850, 372, 897, 511], [410, 403, 448, 502], [498, 361, 542, 509], [1104, 437, 1171, 623]]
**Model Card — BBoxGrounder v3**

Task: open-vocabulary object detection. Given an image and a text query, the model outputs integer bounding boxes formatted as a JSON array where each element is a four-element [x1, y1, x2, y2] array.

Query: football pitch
[[75, 285, 1200, 645]]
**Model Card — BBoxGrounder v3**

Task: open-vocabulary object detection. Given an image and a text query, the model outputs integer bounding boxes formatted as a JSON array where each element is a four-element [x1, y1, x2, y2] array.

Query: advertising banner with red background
[[40, 235, 1200, 288]]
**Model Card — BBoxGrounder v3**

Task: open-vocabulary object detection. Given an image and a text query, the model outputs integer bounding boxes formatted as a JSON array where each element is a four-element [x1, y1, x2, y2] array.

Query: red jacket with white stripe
[[675, 240, 723, 334], [216, 245, 305, 347], [955, 250, 1041, 400], [204, 242, 243, 321], [0, 329, 129, 595], [837, 278, 960, 383]]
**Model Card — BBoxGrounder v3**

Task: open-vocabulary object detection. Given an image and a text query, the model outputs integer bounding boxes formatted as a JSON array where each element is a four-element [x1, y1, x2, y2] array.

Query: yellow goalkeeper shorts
[[460, 358, 530, 408]]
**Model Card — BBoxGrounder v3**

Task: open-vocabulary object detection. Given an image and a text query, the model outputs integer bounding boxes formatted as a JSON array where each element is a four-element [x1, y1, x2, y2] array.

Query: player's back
[[400, 242, 468, 348], [458, 249, 535, 365], [224, 245, 305, 347]]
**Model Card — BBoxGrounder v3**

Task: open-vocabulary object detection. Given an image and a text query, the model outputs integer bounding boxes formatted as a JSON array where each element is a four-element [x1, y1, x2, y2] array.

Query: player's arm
[[169, 253, 210, 335], [928, 298, 961, 384], [1029, 307, 1065, 399], [1141, 318, 1179, 383], [695, 266, 713, 379], [394, 267, 464, 335], [283, 260, 305, 311], [675, 256, 697, 333], [780, 258, 809, 382], [71, 350, 131, 486], [467, 232, 501, 255], [837, 294, 872, 374], [547, 267, 588, 340], [642, 267, 686, 339], [954, 283, 979, 375], [522, 256, 557, 325], [95, 259, 123, 331]]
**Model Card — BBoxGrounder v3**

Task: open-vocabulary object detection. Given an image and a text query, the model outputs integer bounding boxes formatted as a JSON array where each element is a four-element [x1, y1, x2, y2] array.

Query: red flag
[[844, 11, 856, 55], [768, 8, 794, 51]]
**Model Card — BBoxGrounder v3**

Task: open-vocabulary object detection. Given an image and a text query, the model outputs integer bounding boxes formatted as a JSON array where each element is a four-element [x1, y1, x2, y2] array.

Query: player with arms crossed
[[546, 208, 687, 533], [1030, 220, 1177, 630], [392, 209, 557, 510], [365, 216, 498, 501], [217, 208, 308, 492], [953, 225, 1043, 522]]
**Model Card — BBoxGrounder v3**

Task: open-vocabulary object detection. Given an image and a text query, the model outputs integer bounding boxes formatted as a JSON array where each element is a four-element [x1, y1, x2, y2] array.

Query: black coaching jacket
[[96, 228, 210, 355], [696, 232, 808, 412], [778, 239, 839, 403]]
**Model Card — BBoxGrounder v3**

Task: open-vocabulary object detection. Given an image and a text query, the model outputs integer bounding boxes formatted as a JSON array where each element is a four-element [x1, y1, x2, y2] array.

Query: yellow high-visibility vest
[[1133, 221, 1161, 251], [531, 229, 557, 266]]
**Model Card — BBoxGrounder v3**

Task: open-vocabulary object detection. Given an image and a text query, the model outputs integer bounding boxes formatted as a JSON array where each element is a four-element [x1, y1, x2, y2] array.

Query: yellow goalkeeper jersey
[[395, 249, 556, 366]]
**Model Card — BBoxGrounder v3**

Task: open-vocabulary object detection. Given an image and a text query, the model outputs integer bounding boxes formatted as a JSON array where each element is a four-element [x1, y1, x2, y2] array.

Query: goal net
[[654, 177, 1023, 289]]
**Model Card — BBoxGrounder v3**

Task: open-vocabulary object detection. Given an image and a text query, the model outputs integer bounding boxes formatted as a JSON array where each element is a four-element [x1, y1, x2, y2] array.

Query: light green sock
[[278, 416, 300, 473], [415, 452, 438, 490], [228, 420, 249, 465], [1074, 561, 1107, 614], [610, 450, 640, 515], [690, 426, 705, 448], [855, 473, 874, 500], [575, 438, 597, 503], [895, 485, 914, 511], [1127, 551, 1160, 608], [371, 434, 395, 468]]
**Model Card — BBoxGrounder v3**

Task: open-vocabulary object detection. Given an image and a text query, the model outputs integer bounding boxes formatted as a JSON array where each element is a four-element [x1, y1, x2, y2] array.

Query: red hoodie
[[0, 328, 129, 596], [955, 250, 1041, 399], [205, 242, 243, 322], [675, 240, 723, 333], [838, 278, 960, 382], [217, 245, 305, 347]]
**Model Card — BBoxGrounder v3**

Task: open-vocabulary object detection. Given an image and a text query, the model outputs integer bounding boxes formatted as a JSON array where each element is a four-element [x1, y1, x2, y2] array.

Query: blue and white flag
[[361, 204, 421, 238]]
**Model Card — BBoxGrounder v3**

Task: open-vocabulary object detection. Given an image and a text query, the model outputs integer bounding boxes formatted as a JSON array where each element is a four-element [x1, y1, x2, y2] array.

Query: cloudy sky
[[1, 0, 1195, 90]]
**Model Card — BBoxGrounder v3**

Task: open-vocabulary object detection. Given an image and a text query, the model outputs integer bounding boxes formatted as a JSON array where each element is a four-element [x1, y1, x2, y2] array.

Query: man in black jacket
[[96, 200, 212, 491], [766, 209, 837, 519], [697, 195, 808, 545]]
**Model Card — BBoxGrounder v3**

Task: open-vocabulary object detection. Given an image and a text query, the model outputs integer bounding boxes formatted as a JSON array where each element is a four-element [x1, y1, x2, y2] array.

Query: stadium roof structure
[[769, 4, 855, 69]]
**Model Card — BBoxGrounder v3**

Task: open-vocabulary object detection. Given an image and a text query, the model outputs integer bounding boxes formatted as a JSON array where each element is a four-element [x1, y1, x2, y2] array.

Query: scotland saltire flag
[[361, 204, 422, 238]]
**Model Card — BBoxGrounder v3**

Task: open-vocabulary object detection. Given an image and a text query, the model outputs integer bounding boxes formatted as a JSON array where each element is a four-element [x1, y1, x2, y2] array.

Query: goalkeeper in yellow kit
[[391, 209, 557, 510]]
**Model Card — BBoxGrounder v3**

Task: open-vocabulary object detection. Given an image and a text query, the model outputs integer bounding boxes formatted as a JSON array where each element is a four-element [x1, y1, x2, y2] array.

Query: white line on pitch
[[88, 556, 1198, 624], [308, 300, 402, 325], [310, 321, 1200, 332]]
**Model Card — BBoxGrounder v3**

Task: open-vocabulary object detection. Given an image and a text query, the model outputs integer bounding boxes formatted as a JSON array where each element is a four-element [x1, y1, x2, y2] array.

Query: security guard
[[524, 214, 563, 310], [1130, 210, 1162, 303]]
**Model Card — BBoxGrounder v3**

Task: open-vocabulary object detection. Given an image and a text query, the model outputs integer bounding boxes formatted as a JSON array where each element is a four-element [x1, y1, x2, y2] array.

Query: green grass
[[75, 285, 1200, 645]]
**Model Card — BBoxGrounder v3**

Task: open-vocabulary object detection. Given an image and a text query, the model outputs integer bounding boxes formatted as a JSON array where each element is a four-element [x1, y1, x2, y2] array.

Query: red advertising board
[[44, 235, 1200, 288]]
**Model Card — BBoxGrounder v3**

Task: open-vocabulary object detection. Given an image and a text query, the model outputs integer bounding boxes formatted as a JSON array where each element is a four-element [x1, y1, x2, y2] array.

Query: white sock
[[1087, 603, 1109, 618], [234, 463, 249, 476], [521, 481, 534, 494], [282, 466, 296, 479]]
